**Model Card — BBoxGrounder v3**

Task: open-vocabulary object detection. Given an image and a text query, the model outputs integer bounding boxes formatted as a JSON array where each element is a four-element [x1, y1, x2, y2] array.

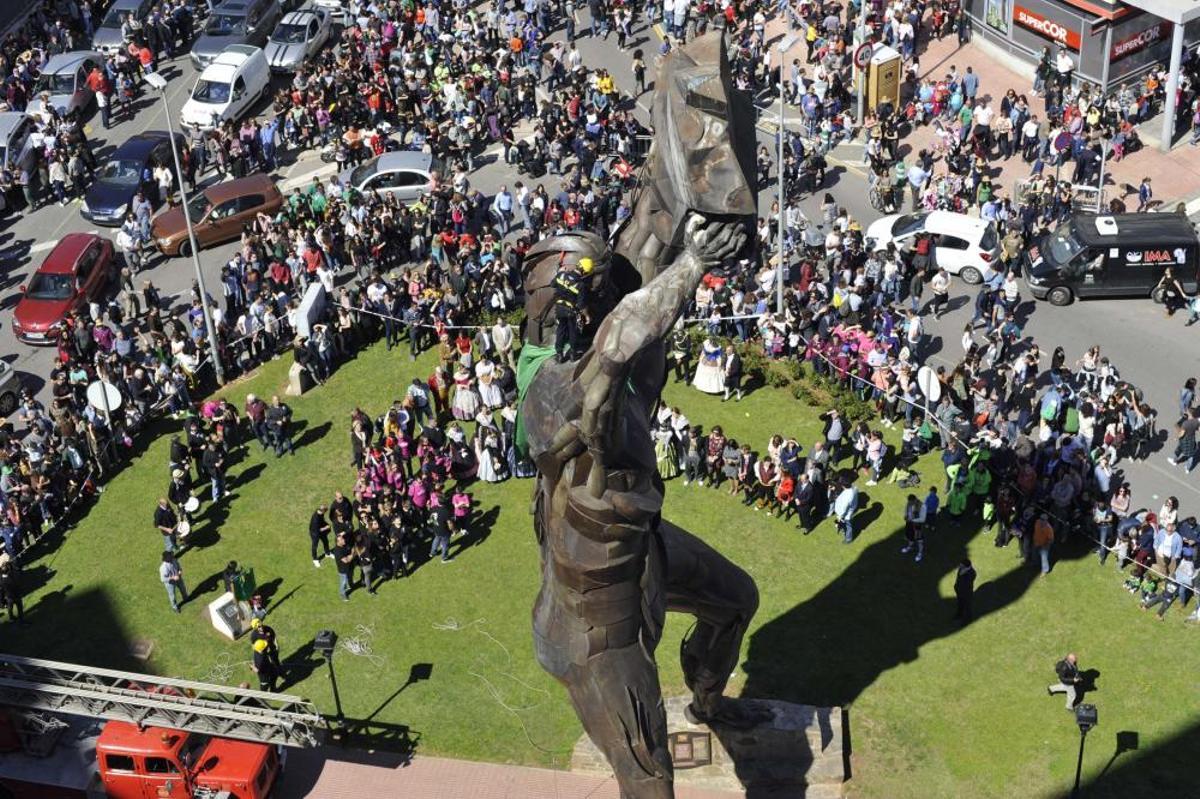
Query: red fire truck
[[0, 654, 323, 799]]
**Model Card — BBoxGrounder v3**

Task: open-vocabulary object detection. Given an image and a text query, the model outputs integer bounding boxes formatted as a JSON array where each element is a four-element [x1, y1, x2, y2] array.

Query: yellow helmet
[[250, 618, 262, 629], [253, 639, 268, 653], [579, 257, 594, 275]]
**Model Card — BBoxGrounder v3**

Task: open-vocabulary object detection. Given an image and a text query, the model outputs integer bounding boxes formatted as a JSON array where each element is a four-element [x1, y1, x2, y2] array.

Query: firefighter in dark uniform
[[249, 617, 280, 670], [251, 638, 279, 692], [552, 256, 592, 362]]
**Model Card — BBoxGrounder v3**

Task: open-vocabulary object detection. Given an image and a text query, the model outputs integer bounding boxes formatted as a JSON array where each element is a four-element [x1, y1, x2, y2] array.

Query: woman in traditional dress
[[476, 357, 505, 409], [451, 367, 481, 420], [692, 336, 725, 394]]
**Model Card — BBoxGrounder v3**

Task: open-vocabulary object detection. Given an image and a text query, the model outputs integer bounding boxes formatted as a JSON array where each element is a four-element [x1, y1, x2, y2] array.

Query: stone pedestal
[[286, 362, 312, 397], [570, 696, 846, 798]]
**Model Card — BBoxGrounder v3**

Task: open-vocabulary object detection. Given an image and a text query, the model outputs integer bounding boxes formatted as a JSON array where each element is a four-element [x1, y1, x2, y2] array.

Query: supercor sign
[[1013, 4, 1081, 51], [1111, 21, 1173, 62]]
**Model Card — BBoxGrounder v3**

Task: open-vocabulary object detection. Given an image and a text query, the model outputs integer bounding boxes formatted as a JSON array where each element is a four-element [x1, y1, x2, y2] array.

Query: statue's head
[[648, 33, 758, 247], [521, 231, 634, 350]]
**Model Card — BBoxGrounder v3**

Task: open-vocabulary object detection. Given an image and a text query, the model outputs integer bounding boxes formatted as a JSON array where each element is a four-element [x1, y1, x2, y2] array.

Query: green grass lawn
[[7, 341, 1198, 797]]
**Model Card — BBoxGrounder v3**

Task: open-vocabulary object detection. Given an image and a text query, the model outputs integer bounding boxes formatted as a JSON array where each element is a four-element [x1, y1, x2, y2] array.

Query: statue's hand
[[682, 215, 748, 274]]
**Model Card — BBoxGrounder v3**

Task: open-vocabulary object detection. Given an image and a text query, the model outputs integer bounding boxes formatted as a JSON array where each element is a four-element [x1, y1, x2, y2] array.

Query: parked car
[[81, 131, 185, 226], [27, 51, 103, 119], [12, 233, 115, 345], [864, 210, 1001, 284], [191, 0, 283, 69], [0, 360, 21, 416], [0, 112, 36, 173], [152, 172, 283, 257], [91, 0, 155, 55], [265, 7, 331, 72], [338, 151, 441, 204], [310, 0, 350, 24], [180, 45, 271, 131]]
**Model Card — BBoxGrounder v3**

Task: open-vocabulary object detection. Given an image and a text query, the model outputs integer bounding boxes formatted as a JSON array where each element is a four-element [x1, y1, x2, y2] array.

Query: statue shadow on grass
[[739, 503, 1095, 711]]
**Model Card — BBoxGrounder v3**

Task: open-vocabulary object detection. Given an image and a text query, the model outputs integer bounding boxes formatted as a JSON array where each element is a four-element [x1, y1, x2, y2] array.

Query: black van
[[1023, 213, 1199, 305]]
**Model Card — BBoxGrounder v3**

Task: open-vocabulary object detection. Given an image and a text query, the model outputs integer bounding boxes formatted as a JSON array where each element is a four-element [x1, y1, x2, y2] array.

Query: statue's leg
[[532, 481, 675, 799], [659, 519, 759, 720], [558, 641, 675, 799]]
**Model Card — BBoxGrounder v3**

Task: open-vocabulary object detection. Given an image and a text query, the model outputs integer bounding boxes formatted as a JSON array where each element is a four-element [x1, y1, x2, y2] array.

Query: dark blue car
[[80, 131, 184, 226]]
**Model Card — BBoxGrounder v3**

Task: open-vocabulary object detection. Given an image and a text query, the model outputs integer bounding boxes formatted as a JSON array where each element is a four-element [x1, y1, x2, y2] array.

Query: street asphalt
[[0, 12, 1196, 508]]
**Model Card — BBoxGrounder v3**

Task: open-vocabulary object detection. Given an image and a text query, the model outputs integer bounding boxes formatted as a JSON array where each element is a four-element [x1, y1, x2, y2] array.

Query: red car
[[12, 233, 115, 345]]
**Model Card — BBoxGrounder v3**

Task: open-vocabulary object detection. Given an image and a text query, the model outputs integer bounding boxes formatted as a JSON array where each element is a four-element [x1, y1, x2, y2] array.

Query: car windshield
[[100, 6, 130, 29], [34, 72, 76, 95], [188, 193, 212, 220], [350, 158, 380, 186], [205, 13, 247, 35], [1046, 224, 1086, 267], [890, 212, 929, 238], [26, 272, 75, 301], [192, 79, 230, 104], [98, 158, 143, 185], [271, 24, 309, 43]]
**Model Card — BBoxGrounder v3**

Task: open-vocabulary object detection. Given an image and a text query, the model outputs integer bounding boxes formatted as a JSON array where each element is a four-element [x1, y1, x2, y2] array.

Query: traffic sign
[[854, 43, 873, 69], [916, 366, 941, 405]]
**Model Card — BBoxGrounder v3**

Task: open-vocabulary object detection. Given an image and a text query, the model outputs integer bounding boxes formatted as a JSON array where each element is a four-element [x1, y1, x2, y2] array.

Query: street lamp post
[[1071, 703, 1097, 798], [854, 0, 869, 127], [315, 629, 346, 741], [777, 34, 799, 313], [142, 71, 226, 385]]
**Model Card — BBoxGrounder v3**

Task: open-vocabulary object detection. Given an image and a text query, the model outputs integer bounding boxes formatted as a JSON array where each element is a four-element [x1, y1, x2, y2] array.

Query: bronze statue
[[515, 34, 763, 799]]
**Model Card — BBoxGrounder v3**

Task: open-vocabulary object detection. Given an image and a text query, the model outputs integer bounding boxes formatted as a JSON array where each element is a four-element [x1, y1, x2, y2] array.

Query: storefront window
[[985, 0, 1011, 34]]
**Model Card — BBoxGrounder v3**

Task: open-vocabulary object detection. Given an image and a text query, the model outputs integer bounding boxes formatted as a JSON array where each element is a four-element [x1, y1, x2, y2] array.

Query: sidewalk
[[910, 31, 1200, 208], [278, 748, 744, 799], [757, 12, 1200, 209]]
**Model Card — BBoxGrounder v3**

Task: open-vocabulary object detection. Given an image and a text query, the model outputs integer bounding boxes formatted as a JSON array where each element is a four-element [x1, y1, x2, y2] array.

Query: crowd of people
[[0, 0, 666, 621], [0, 0, 1196, 645]]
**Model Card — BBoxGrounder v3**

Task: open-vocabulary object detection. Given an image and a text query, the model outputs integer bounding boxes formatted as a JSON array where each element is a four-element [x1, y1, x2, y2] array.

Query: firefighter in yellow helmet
[[551, 254, 590, 362], [251, 637, 278, 692]]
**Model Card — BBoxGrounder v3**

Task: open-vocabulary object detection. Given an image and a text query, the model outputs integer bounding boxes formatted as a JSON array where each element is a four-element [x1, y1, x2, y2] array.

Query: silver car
[[265, 8, 330, 73], [28, 51, 103, 118], [339, 151, 442, 204], [91, 0, 154, 54], [0, 113, 36, 173]]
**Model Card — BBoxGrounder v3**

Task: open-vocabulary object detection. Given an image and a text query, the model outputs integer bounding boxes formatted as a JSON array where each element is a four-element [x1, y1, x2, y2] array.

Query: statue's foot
[[685, 696, 775, 729]]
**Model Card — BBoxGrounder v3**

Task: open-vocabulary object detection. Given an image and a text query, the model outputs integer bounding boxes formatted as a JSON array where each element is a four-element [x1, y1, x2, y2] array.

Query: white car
[[310, 0, 350, 24], [864, 210, 1001, 284], [180, 45, 271, 131]]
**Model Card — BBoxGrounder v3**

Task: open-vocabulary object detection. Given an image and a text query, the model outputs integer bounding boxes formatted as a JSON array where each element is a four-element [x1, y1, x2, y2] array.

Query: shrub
[[765, 364, 793, 388]]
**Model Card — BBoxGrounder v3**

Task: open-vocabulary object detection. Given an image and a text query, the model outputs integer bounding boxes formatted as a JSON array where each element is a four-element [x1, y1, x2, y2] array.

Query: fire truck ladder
[[0, 654, 325, 748]]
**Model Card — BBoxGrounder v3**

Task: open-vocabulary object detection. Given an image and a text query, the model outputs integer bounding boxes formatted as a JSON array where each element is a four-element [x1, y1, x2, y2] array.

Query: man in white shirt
[[491, 317, 517, 369]]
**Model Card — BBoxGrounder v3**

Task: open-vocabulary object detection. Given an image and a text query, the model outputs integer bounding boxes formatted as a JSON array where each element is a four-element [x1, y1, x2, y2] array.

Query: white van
[[179, 44, 270, 131]]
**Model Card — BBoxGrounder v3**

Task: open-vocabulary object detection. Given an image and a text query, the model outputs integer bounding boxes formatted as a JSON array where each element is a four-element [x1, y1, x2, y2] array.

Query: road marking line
[[29, 241, 56, 254], [280, 163, 337, 192]]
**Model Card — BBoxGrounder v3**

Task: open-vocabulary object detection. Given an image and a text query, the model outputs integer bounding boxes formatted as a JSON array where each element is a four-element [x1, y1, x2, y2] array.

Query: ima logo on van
[[1125, 249, 1185, 265]]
